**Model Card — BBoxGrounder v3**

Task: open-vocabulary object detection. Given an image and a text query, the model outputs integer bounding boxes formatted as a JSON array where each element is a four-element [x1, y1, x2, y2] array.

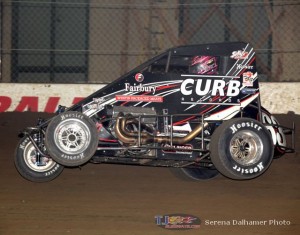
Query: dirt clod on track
[[0, 112, 299, 235]]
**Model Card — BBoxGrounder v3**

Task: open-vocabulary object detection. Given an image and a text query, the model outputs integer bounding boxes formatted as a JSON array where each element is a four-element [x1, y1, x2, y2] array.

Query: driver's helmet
[[190, 56, 218, 75]]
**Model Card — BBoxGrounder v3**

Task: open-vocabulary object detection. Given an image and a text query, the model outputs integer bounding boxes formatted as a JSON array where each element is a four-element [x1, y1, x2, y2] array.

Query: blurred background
[[1, 0, 299, 84]]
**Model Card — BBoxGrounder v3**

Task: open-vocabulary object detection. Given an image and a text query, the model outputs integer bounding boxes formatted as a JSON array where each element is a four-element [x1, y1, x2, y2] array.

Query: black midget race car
[[15, 42, 295, 182]]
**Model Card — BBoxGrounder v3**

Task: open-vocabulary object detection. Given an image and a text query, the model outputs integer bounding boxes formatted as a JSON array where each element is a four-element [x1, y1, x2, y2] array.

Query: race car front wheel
[[45, 111, 98, 167], [210, 118, 274, 180], [15, 137, 64, 182]]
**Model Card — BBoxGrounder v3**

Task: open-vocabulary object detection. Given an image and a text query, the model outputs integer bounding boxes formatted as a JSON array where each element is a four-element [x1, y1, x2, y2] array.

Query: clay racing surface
[[0, 112, 299, 235]]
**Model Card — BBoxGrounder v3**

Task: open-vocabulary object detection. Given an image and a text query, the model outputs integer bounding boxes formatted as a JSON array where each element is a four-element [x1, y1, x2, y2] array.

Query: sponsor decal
[[171, 123, 192, 133], [243, 72, 254, 86], [86, 98, 105, 110], [237, 64, 253, 70], [262, 112, 287, 147], [230, 50, 249, 60], [180, 79, 240, 97], [233, 162, 264, 174], [115, 95, 163, 103], [155, 214, 201, 230], [134, 73, 144, 82], [230, 121, 262, 134], [162, 144, 193, 154], [125, 83, 156, 94], [241, 88, 257, 95]]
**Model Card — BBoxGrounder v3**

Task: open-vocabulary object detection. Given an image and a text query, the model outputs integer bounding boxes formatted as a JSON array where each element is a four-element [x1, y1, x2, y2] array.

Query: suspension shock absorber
[[35, 118, 45, 166]]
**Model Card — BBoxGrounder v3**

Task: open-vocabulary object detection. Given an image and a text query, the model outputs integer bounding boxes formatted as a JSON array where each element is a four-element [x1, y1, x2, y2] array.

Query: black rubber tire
[[14, 137, 64, 182], [210, 118, 274, 180], [45, 111, 98, 167], [170, 167, 219, 181]]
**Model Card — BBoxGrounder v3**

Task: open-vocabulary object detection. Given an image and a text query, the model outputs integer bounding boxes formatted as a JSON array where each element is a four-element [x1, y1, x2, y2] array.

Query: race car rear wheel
[[15, 137, 64, 182], [45, 111, 98, 167], [170, 167, 219, 181], [210, 118, 274, 180]]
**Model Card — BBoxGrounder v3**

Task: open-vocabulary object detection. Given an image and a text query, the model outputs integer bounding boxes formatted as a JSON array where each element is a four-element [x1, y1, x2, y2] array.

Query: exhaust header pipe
[[114, 113, 208, 145]]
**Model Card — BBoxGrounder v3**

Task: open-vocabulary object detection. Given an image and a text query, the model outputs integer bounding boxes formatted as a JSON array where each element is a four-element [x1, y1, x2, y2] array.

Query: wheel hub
[[24, 142, 55, 172], [230, 131, 263, 166], [54, 120, 91, 154]]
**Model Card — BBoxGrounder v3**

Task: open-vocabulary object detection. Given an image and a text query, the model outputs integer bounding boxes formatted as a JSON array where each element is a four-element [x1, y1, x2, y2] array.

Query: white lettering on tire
[[230, 121, 262, 134], [233, 162, 264, 174]]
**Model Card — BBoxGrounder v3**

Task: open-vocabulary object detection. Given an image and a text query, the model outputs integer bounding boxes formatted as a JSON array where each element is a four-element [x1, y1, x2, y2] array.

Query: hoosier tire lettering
[[60, 112, 84, 121], [210, 118, 274, 180], [45, 164, 61, 177], [230, 122, 262, 134], [233, 162, 264, 174], [61, 153, 84, 160]]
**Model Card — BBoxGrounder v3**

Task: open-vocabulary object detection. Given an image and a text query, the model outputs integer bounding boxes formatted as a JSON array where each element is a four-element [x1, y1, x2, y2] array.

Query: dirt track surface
[[0, 112, 299, 235]]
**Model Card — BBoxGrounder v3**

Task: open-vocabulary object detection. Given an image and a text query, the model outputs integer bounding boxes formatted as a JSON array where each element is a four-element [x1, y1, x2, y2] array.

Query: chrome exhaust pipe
[[114, 113, 208, 145], [114, 113, 137, 144]]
